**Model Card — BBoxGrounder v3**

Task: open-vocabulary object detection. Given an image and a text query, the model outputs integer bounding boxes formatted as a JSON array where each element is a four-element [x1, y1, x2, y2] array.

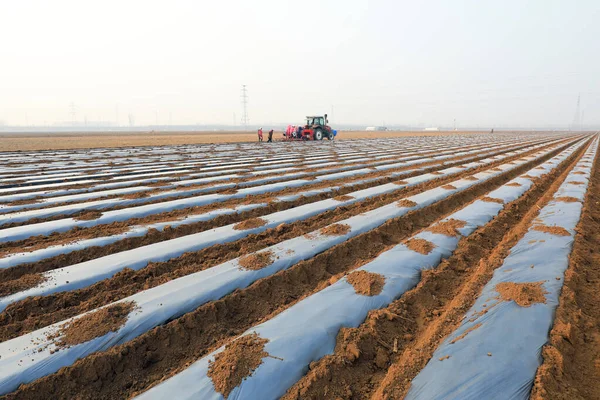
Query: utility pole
[[241, 85, 249, 130]]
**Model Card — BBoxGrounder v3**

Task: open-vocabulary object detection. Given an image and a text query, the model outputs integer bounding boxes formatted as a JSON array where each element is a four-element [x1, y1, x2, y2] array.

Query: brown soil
[[397, 199, 417, 208], [572, 171, 586, 175], [0, 273, 46, 297], [441, 184, 457, 190], [506, 182, 522, 187], [121, 191, 150, 200], [532, 224, 571, 236], [53, 301, 136, 347], [568, 181, 586, 185], [531, 143, 600, 400], [5, 198, 43, 206], [208, 333, 270, 399], [346, 271, 385, 296], [464, 176, 479, 181], [239, 251, 274, 271], [481, 196, 504, 204], [555, 196, 579, 203], [73, 210, 103, 221], [427, 218, 467, 237], [320, 223, 351, 236], [233, 218, 268, 231], [522, 174, 539, 180], [405, 238, 436, 255], [449, 323, 482, 344], [495, 281, 548, 307], [334, 195, 355, 202], [279, 138, 587, 400]]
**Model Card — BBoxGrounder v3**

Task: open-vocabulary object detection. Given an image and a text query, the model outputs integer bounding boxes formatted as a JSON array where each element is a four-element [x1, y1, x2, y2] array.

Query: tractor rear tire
[[314, 130, 324, 140], [327, 132, 334, 140]]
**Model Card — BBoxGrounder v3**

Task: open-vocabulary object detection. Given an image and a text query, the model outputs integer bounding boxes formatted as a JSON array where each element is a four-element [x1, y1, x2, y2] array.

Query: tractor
[[301, 114, 335, 140], [284, 114, 336, 141]]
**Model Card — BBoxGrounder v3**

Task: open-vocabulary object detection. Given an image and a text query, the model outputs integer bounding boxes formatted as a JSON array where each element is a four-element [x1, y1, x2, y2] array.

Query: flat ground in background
[[0, 130, 493, 151]]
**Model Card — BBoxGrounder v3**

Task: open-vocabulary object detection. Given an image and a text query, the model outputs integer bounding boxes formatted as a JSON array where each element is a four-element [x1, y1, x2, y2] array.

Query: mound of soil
[[320, 223, 351, 236], [405, 238, 436, 255], [427, 218, 467, 237], [233, 218, 268, 231], [555, 196, 579, 203], [74, 211, 103, 221], [522, 174, 539, 180], [397, 199, 417, 208], [0, 273, 47, 297], [208, 333, 269, 398], [121, 192, 149, 200], [464, 176, 479, 181], [334, 195, 355, 202], [573, 171, 586, 175], [568, 181, 586, 185], [481, 196, 504, 204], [533, 224, 571, 236], [7, 199, 42, 206], [441, 184, 457, 190], [347, 270, 385, 296], [53, 301, 136, 347], [495, 281, 548, 307], [393, 180, 408, 185], [239, 251, 274, 270], [506, 182, 522, 187]]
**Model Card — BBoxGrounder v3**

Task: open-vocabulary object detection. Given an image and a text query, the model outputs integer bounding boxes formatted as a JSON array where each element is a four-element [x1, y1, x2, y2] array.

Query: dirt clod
[[495, 281, 548, 307], [397, 199, 417, 208], [532, 224, 571, 236], [239, 251, 274, 271], [481, 196, 504, 204], [73, 211, 103, 221], [555, 196, 579, 203], [208, 333, 269, 398], [320, 223, 351, 236], [427, 218, 467, 237], [441, 184, 457, 190], [346, 270, 385, 296], [405, 238, 436, 255], [233, 218, 268, 231]]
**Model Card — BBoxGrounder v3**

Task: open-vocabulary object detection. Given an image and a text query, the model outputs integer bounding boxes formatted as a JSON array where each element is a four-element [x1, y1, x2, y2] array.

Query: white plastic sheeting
[[133, 138, 588, 400], [0, 138, 562, 243], [405, 138, 598, 400], [0, 139, 584, 397], [0, 138, 571, 313], [0, 139, 526, 222]]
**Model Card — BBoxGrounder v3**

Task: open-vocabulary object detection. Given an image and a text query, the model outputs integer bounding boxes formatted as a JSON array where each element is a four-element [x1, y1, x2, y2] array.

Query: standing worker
[[258, 127, 263, 142], [268, 129, 274, 142]]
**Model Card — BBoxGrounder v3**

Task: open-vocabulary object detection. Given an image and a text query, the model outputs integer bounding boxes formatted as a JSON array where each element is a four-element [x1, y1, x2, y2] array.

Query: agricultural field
[[0, 132, 598, 399]]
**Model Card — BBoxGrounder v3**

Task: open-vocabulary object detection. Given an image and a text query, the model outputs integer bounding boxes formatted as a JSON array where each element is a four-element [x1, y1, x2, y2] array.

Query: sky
[[1, 0, 599, 128]]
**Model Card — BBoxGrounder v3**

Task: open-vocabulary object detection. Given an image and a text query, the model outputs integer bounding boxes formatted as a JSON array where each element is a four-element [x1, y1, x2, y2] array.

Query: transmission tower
[[241, 85, 249, 130], [69, 102, 77, 125], [571, 94, 581, 131]]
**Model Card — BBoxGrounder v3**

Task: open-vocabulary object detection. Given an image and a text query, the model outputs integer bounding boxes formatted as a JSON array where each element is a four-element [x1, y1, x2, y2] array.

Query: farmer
[[268, 129, 274, 142], [258, 127, 263, 142]]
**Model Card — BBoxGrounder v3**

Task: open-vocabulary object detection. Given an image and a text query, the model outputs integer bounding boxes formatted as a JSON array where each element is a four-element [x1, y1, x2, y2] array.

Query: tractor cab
[[300, 114, 335, 140]]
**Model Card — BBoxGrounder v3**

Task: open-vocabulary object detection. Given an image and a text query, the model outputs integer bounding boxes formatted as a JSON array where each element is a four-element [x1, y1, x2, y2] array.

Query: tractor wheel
[[327, 131, 334, 140], [314, 130, 324, 140]]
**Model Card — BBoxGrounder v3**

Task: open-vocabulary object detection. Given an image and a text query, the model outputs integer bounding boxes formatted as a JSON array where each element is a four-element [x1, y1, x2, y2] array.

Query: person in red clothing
[[258, 127, 263, 142]]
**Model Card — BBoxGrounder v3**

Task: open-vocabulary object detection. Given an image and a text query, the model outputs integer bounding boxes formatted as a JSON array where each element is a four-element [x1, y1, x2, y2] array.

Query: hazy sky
[[1, 0, 599, 128]]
